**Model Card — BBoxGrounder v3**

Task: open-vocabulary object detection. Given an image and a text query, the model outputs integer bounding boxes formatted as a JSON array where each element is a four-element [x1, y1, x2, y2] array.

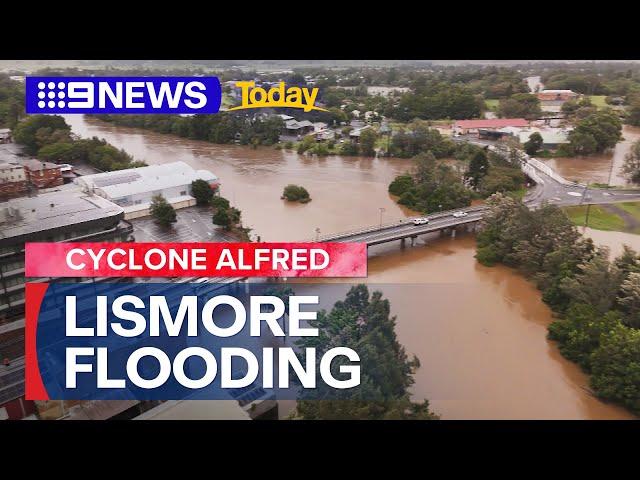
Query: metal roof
[[0, 189, 123, 241]]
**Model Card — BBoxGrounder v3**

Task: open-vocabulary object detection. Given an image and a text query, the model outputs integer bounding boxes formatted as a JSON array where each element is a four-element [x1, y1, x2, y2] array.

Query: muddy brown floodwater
[[64, 115, 635, 419], [543, 125, 640, 186]]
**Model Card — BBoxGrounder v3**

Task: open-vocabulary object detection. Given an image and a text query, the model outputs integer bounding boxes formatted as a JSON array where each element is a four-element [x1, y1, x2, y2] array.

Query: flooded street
[[543, 125, 640, 186], [64, 115, 634, 419]]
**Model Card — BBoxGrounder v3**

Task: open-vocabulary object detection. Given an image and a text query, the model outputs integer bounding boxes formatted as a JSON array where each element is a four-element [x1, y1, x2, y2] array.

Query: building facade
[[21, 159, 63, 189], [0, 163, 28, 198], [0, 190, 134, 419]]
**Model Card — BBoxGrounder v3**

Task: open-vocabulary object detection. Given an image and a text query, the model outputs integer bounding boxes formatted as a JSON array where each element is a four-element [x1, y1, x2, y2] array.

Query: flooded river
[[63, 115, 634, 419], [543, 125, 640, 187]]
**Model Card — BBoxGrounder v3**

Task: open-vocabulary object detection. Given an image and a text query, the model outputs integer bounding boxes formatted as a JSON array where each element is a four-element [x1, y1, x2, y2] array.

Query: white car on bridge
[[452, 211, 468, 218], [412, 217, 430, 225]]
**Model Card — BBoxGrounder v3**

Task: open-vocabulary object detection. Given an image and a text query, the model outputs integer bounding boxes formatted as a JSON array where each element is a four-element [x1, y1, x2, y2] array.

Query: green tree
[[13, 115, 72, 154], [590, 324, 640, 414], [293, 285, 438, 420], [569, 110, 622, 154], [617, 272, 640, 328], [282, 184, 311, 203], [465, 149, 489, 188], [388, 174, 415, 196], [524, 132, 544, 156], [622, 139, 640, 184], [191, 179, 214, 205], [626, 98, 640, 127], [559, 249, 623, 314], [211, 195, 231, 211], [358, 128, 377, 157], [150, 195, 177, 227], [497, 93, 541, 119]]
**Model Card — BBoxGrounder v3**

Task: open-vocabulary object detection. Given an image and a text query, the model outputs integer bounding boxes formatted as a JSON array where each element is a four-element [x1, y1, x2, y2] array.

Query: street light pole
[[607, 155, 616, 187]]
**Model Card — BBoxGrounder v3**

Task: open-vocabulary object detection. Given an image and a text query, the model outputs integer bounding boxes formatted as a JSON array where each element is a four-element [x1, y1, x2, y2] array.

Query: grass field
[[564, 202, 640, 233], [589, 95, 608, 109], [564, 204, 627, 231]]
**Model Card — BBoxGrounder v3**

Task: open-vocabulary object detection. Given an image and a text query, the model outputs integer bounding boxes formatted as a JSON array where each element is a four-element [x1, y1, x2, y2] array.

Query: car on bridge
[[452, 211, 468, 218], [412, 217, 430, 225]]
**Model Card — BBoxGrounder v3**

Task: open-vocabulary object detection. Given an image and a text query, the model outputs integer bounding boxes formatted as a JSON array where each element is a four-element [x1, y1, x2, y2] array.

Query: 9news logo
[[25, 76, 222, 114]]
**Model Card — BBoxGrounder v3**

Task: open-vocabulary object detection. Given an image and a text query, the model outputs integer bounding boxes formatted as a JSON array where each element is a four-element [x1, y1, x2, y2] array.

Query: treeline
[[388, 144, 524, 213], [0, 74, 24, 128], [13, 115, 145, 171], [477, 194, 640, 414], [92, 113, 283, 147]]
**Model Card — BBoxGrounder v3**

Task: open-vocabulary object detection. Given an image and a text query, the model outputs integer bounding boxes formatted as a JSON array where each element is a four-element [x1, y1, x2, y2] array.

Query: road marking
[[567, 192, 583, 197]]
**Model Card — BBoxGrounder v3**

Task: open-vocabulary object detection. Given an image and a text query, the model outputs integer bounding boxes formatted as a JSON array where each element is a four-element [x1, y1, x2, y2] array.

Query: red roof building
[[453, 118, 529, 135]]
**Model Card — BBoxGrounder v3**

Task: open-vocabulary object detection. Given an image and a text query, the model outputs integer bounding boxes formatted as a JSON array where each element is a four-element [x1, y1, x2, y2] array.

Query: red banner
[[25, 242, 367, 278]]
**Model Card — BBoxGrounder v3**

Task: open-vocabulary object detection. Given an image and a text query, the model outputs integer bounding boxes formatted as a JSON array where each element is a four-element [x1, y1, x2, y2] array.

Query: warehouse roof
[[454, 118, 529, 129], [0, 189, 123, 241], [74, 161, 218, 199]]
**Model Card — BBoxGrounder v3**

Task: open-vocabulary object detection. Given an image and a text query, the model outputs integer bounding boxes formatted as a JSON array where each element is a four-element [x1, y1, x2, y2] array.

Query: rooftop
[[0, 189, 123, 242], [20, 159, 61, 171], [455, 118, 529, 129], [75, 161, 218, 200]]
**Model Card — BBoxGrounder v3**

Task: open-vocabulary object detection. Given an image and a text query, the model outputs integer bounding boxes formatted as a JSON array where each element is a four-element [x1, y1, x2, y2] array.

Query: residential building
[[453, 118, 529, 136], [283, 119, 314, 137], [536, 89, 580, 113], [74, 162, 220, 219], [21, 159, 63, 189], [0, 163, 28, 198], [349, 125, 371, 143]]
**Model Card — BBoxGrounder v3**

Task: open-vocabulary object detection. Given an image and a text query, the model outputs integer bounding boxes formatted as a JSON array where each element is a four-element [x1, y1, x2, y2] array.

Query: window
[[180, 190, 187, 196]]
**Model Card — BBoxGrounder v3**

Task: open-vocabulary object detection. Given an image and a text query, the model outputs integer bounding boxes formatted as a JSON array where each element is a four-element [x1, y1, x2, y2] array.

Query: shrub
[[282, 184, 311, 203]]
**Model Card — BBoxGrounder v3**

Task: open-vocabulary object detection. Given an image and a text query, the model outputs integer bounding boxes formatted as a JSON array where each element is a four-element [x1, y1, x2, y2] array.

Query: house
[[283, 119, 315, 136], [349, 125, 371, 143], [20, 159, 63, 189], [0, 163, 28, 197], [536, 90, 579, 102], [536, 90, 579, 113], [453, 118, 529, 136]]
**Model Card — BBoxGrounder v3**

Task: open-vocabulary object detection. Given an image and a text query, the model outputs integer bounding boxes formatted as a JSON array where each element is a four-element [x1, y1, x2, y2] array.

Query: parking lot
[[131, 206, 238, 243]]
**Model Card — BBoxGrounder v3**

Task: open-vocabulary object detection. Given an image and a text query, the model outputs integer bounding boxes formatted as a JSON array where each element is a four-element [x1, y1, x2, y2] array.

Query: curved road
[[318, 139, 640, 246]]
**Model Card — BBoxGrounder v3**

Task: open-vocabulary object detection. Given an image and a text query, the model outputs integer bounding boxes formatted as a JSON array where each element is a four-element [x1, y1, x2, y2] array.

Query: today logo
[[228, 81, 327, 113], [25, 76, 222, 114]]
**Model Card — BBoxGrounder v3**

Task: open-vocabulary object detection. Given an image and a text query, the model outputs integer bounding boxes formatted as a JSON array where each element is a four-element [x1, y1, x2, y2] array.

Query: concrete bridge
[[313, 141, 640, 248]]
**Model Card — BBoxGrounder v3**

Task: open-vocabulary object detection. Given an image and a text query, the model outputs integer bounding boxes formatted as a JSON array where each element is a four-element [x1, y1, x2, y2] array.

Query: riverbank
[[62, 114, 635, 419]]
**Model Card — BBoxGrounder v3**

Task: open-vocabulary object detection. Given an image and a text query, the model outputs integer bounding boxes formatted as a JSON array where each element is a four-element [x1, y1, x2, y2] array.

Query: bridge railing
[[312, 205, 489, 242]]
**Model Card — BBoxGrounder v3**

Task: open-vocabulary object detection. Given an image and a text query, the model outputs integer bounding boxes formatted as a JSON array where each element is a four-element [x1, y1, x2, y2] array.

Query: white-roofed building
[[74, 161, 220, 219]]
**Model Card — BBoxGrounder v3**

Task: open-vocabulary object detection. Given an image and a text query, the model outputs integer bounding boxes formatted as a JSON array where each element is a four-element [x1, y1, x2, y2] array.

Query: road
[[316, 138, 640, 246]]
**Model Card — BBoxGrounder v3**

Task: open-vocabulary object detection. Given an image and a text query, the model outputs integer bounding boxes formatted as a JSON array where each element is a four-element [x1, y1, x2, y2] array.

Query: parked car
[[452, 211, 468, 218], [412, 217, 430, 225]]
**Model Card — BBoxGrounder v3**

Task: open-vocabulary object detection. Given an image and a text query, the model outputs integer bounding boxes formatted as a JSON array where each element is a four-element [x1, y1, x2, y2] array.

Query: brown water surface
[[64, 115, 634, 419], [543, 125, 640, 186]]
